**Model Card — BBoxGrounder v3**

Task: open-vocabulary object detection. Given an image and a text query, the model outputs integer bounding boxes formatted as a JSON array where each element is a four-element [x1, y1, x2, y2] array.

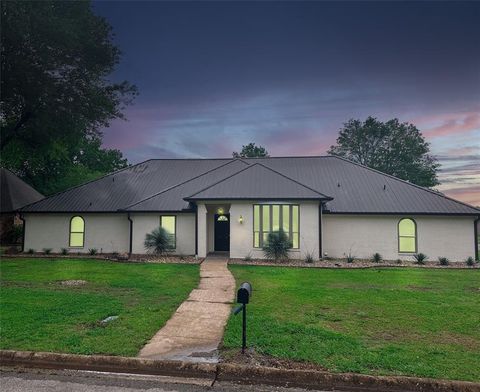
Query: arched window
[[398, 218, 416, 253], [70, 216, 85, 247]]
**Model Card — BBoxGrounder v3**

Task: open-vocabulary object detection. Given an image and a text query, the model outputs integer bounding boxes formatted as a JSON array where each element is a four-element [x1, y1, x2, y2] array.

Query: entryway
[[214, 213, 230, 251]]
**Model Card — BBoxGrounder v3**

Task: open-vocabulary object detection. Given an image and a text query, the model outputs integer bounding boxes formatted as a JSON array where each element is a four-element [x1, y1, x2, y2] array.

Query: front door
[[214, 214, 230, 251]]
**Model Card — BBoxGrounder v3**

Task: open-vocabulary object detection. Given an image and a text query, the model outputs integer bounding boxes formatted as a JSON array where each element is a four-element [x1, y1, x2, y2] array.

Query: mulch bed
[[229, 258, 479, 269]]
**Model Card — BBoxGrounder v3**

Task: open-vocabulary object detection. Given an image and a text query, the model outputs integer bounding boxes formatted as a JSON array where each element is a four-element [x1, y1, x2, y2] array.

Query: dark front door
[[214, 214, 230, 251]]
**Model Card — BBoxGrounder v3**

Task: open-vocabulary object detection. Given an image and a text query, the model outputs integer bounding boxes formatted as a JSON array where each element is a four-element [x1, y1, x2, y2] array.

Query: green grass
[[223, 266, 480, 381], [0, 258, 199, 356]]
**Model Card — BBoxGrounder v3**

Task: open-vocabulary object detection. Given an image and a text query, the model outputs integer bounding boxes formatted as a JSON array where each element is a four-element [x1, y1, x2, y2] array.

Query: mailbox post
[[233, 282, 252, 354]]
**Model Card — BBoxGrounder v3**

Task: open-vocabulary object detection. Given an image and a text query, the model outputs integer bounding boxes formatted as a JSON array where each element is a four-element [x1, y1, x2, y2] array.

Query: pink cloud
[[443, 186, 480, 207], [410, 110, 480, 138]]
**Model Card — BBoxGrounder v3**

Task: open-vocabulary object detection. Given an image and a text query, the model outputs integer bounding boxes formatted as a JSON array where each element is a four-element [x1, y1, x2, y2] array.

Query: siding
[[23, 213, 129, 253], [323, 214, 475, 261]]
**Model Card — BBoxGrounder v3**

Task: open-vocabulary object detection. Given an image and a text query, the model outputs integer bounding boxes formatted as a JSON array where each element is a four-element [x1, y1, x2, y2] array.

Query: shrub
[[88, 248, 98, 255], [438, 256, 449, 266], [144, 227, 172, 254], [27, 248, 35, 254], [243, 253, 252, 261], [465, 256, 475, 266], [371, 252, 382, 263], [346, 252, 356, 263], [43, 248, 52, 255], [413, 253, 428, 264], [61, 248, 69, 255], [304, 252, 315, 263], [263, 230, 291, 260]]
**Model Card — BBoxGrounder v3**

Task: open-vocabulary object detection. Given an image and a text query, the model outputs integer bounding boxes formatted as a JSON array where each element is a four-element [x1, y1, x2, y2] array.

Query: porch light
[[238, 215, 243, 224], [217, 207, 225, 214]]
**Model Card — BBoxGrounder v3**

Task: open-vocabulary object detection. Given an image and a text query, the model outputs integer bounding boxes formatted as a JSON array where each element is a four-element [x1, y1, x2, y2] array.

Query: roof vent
[[337, 182, 341, 187], [383, 185, 386, 190]]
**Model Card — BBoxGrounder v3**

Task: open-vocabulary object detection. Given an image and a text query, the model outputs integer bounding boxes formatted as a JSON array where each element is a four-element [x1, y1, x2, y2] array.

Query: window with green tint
[[69, 216, 85, 247], [398, 218, 416, 253], [160, 215, 176, 249], [253, 204, 299, 249]]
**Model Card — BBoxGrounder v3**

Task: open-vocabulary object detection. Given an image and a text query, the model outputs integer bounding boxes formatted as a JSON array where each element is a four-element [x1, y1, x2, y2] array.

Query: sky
[[93, 1, 480, 206]]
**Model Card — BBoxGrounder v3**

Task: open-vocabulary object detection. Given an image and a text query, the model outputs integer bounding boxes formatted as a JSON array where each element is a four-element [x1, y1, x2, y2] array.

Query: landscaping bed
[[222, 265, 480, 382], [229, 258, 478, 269], [0, 258, 199, 356]]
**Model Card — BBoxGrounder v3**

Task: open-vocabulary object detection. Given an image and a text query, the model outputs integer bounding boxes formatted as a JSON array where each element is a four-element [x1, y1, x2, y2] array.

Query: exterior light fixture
[[238, 215, 243, 224], [217, 207, 224, 214]]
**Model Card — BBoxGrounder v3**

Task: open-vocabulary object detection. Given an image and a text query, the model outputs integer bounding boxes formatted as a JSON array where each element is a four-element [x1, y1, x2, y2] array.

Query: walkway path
[[138, 256, 235, 363]]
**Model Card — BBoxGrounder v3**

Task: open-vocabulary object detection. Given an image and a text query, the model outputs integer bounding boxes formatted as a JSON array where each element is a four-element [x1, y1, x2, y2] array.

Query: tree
[[328, 117, 439, 187], [0, 1, 137, 194], [232, 143, 270, 158]]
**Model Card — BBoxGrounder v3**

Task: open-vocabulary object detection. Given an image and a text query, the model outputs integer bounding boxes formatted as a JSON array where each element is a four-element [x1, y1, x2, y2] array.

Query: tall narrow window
[[160, 216, 176, 249], [69, 216, 85, 247], [398, 218, 416, 253], [253, 205, 299, 249]]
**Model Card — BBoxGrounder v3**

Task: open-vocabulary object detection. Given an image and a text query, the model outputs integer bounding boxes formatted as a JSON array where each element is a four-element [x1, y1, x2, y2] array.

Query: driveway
[[138, 256, 235, 362]]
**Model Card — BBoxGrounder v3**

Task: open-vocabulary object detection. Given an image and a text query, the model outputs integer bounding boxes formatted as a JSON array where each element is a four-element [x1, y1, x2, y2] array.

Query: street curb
[[1, 350, 479, 392]]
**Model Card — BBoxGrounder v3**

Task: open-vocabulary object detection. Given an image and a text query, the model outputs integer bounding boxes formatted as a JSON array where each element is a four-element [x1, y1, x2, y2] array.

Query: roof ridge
[[19, 159, 156, 212], [122, 159, 248, 210], [185, 162, 333, 200], [330, 155, 480, 213]]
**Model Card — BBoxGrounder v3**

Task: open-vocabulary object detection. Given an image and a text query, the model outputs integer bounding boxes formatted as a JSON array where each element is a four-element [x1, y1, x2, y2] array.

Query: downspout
[[475, 217, 479, 261], [318, 203, 323, 259], [194, 204, 198, 257], [127, 213, 133, 257], [19, 213, 25, 253]]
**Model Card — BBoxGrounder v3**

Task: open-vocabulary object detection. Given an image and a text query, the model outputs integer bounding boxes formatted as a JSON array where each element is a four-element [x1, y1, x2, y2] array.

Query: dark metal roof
[[185, 163, 332, 201], [20, 156, 480, 215], [1, 168, 44, 213]]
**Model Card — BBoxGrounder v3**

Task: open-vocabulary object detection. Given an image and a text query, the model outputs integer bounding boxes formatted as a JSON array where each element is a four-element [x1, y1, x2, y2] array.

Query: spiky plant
[[465, 256, 475, 266], [88, 248, 98, 255], [61, 248, 69, 255], [304, 252, 315, 264], [413, 253, 428, 265], [43, 248, 52, 255], [263, 230, 292, 261], [144, 227, 172, 254], [346, 253, 356, 263], [438, 256, 449, 266], [371, 252, 382, 263]]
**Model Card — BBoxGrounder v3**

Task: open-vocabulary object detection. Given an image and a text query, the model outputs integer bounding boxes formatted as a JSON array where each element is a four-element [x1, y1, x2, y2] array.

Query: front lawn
[[223, 266, 480, 381], [0, 258, 199, 356]]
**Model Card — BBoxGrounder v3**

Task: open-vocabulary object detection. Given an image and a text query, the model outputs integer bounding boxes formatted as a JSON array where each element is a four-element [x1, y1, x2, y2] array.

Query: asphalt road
[[1, 367, 335, 392]]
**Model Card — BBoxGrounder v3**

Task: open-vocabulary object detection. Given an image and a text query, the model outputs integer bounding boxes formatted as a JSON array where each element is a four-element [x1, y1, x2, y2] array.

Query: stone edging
[[1, 350, 479, 392]]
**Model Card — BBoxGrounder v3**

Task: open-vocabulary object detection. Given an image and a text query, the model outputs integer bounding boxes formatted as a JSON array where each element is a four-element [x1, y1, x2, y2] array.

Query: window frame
[[253, 204, 300, 249], [398, 218, 417, 254], [160, 215, 177, 250], [69, 216, 85, 248]]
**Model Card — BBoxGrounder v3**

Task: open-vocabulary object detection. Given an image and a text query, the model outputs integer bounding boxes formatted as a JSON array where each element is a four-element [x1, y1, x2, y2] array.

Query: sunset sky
[[94, 1, 479, 206]]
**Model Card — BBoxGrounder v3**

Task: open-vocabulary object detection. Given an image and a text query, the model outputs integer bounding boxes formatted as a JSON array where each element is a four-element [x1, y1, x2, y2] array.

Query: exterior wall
[[23, 213, 129, 253], [197, 204, 207, 257], [130, 212, 196, 255], [323, 214, 476, 261], [229, 201, 320, 260]]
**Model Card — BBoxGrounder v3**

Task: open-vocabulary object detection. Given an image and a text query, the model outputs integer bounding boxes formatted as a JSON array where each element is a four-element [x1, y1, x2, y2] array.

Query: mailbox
[[237, 282, 252, 304]]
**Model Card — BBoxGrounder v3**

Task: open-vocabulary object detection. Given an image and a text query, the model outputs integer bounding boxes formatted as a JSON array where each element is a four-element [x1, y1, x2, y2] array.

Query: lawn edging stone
[[2, 350, 479, 392]]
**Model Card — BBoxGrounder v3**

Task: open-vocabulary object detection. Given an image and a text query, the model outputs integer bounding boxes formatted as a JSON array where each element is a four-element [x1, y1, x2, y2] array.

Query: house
[[20, 156, 479, 261], [0, 168, 44, 245]]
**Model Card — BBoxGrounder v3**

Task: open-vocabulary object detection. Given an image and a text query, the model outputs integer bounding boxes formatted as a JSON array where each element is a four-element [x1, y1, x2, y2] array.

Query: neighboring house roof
[[20, 156, 480, 215], [185, 163, 332, 201], [0, 168, 44, 213]]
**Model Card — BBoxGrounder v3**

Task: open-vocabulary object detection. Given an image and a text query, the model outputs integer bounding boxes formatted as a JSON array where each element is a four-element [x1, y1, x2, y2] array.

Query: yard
[[0, 258, 199, 356], [223, 266, 480, 382]]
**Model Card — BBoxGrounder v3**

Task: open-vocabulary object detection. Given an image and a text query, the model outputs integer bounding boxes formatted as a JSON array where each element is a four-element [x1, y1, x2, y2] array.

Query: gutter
[[19, 214, 25, 253], [127, 213, 133, 256]]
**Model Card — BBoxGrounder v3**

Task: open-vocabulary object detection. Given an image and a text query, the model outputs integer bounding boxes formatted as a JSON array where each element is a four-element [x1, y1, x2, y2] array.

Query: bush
[[144, 227, 172, 254], [346, 253, 356, 263], [263, 230, 291, 260], [88, 248, 98, 255], [43, 248, 52, 255], [438, 256, 449, 266], [243, 253, 252, 261], [304, 252, 315, 263], [371, 252, 382, 263], [61, 248, 69, 255], [27, 248, 35, 254], [465, 256, 475, 266], [413, 253, 428, 264]]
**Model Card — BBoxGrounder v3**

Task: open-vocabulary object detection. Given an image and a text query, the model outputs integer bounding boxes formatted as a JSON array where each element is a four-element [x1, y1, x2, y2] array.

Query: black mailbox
[[237, 282, 252, 304]]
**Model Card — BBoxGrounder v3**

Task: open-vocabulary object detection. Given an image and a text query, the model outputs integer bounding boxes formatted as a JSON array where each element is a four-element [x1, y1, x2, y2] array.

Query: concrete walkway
[[138, 256, 235, 363]]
